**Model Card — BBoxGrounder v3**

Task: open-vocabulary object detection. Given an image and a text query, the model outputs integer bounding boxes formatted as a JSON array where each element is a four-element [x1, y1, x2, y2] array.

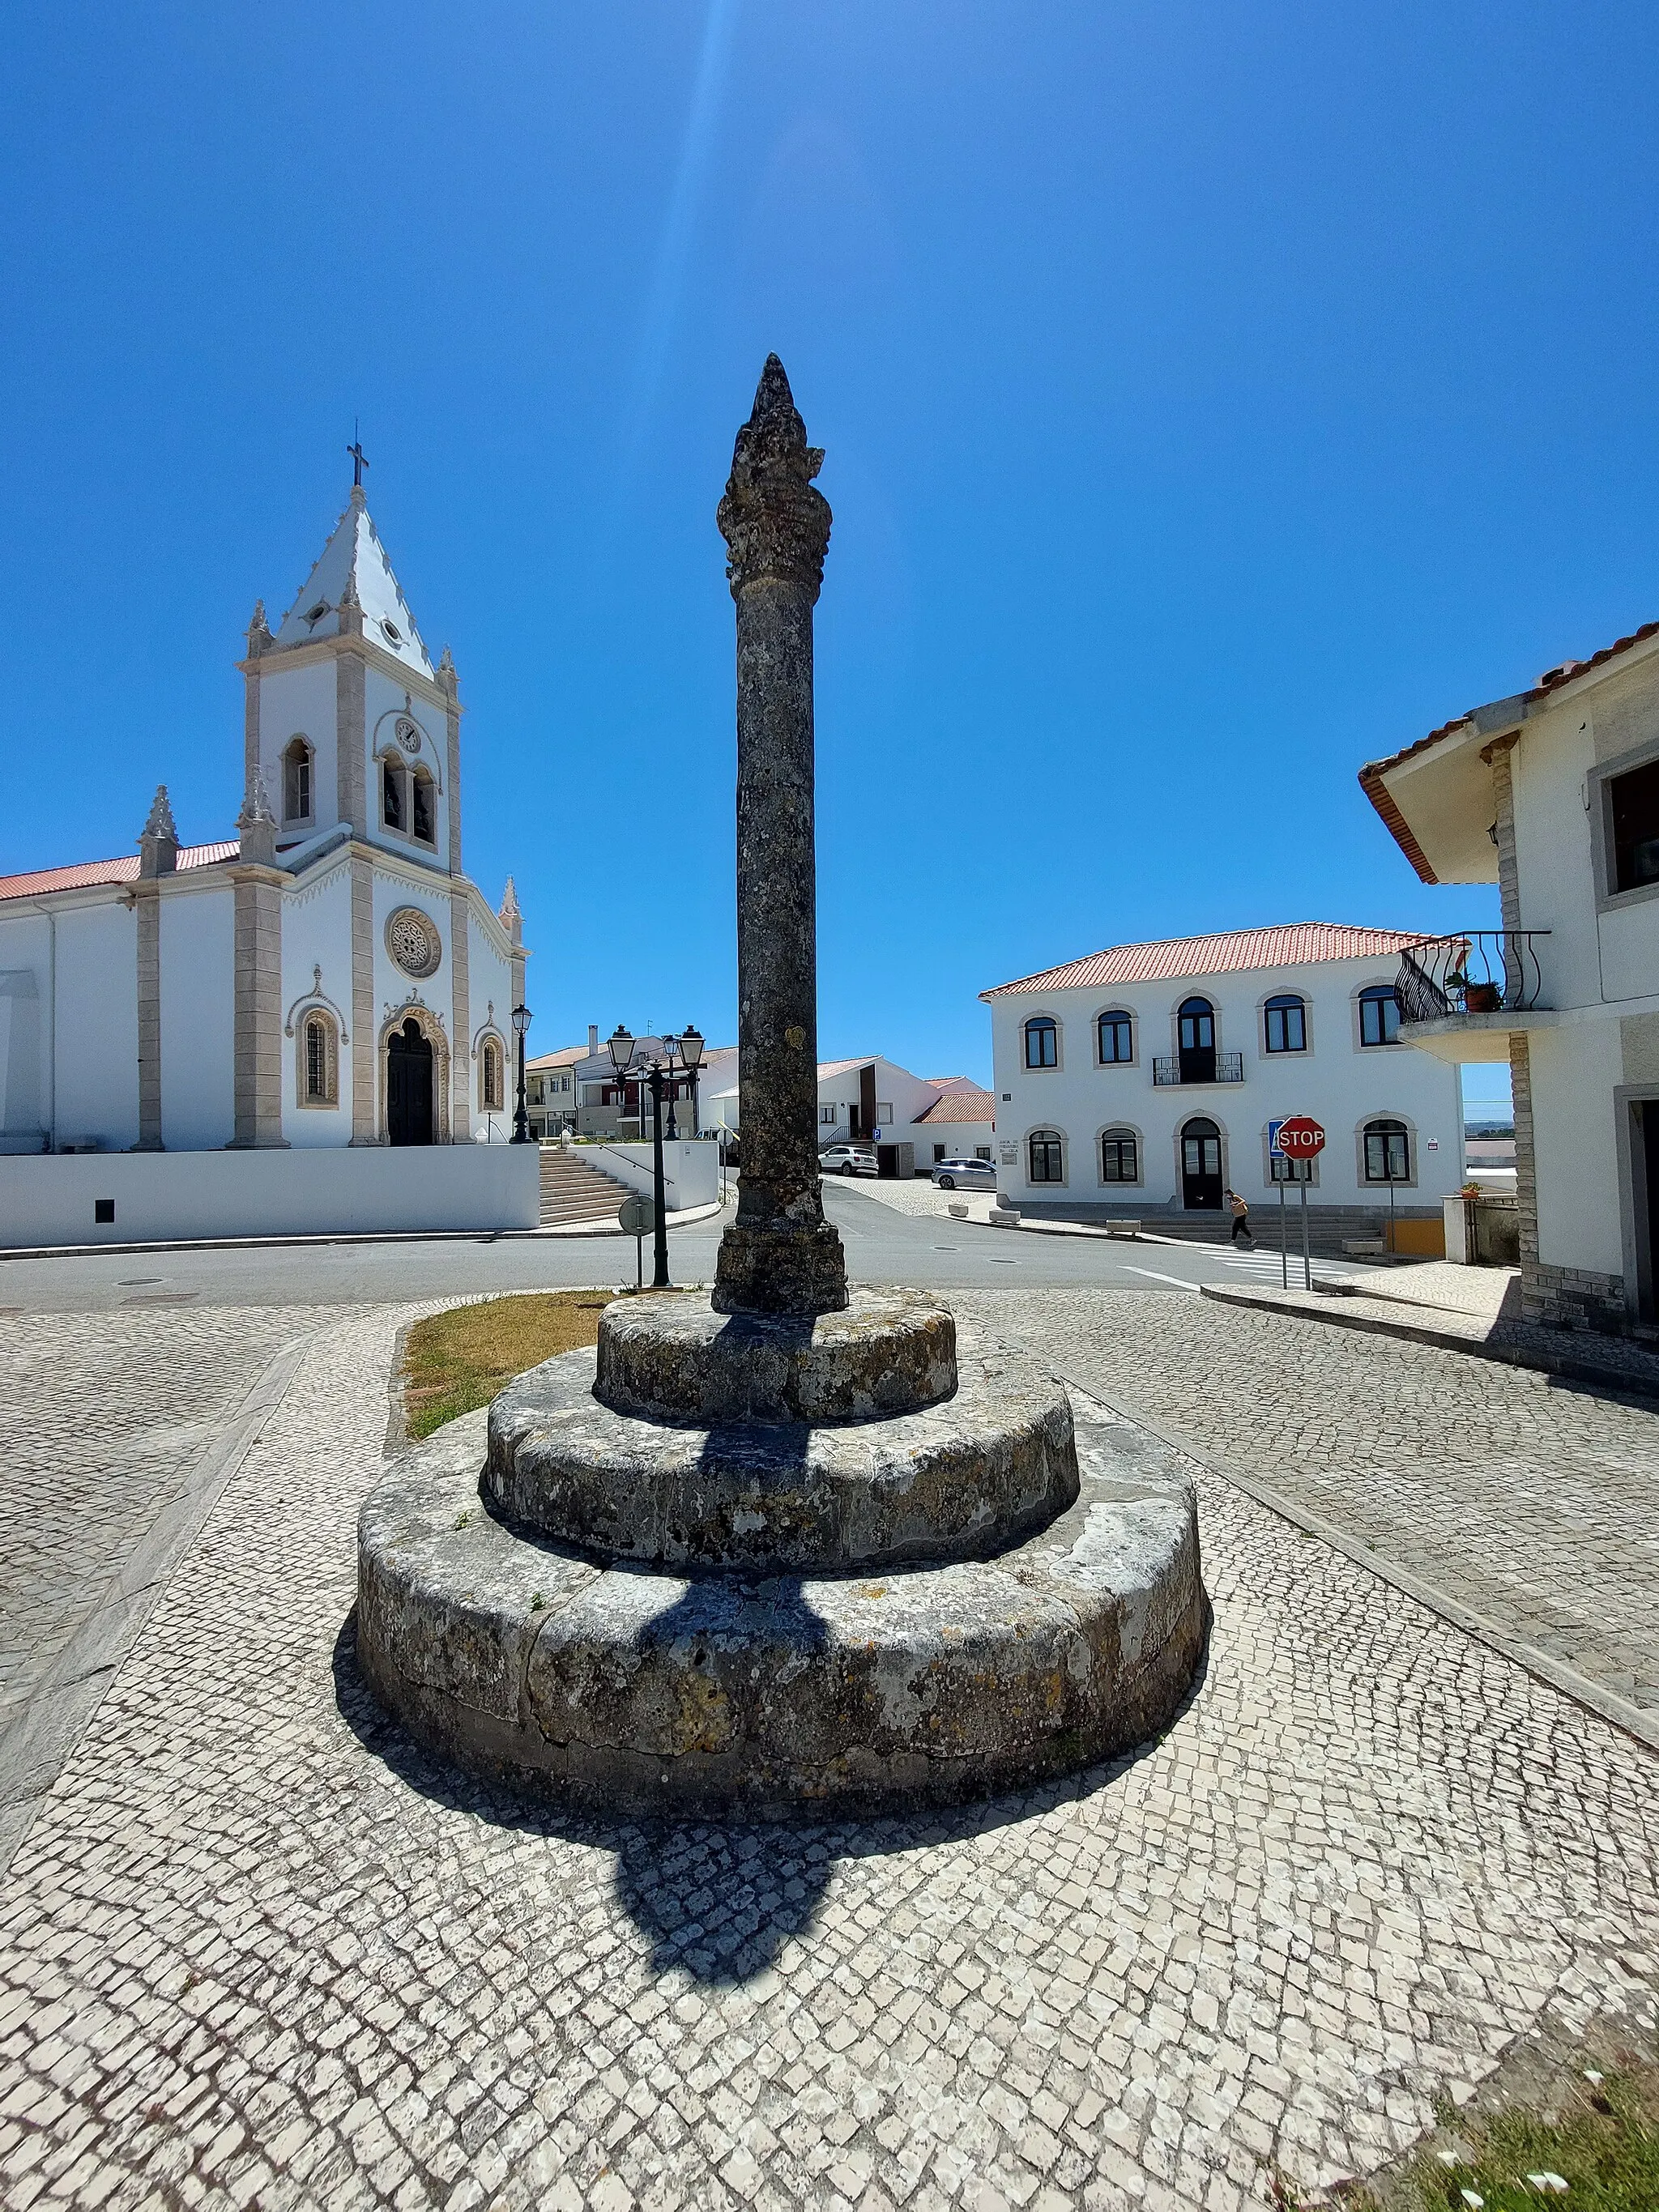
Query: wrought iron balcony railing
[[1152, 1051, 1245, 1086], [1396, 931, 1550, 1022]]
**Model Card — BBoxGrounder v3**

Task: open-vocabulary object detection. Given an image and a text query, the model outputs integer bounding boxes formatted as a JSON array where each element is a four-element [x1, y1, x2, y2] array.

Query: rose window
[[386, 906, 441, 979]]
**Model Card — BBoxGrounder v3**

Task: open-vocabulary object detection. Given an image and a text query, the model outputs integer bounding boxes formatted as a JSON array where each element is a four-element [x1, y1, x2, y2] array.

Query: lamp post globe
[[510, 1004, 532, 1144]]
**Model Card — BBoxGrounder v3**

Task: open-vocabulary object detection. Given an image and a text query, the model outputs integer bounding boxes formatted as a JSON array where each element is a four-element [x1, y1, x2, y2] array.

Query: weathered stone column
[[712, 357, 848, 1316]]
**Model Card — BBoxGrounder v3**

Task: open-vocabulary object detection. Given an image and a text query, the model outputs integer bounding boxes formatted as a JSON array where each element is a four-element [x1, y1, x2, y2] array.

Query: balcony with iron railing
[[1152, 1050, 1245, 1087], [1395, 931, 1551, 1061], [1397, 931, 1550, 1018]]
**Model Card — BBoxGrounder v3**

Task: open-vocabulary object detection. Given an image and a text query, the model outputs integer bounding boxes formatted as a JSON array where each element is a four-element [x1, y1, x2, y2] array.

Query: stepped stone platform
[[357, 1294, 1209, 1818]]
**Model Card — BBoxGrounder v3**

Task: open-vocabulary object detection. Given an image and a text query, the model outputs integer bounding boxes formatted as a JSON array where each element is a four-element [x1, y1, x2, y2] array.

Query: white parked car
[[821, 1144, 878, 1177], [931, 1157, 997, 1190]]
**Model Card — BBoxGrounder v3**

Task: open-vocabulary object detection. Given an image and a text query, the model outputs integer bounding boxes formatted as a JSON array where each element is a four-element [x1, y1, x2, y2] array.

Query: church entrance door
[[387, 1019, 435, 1145]]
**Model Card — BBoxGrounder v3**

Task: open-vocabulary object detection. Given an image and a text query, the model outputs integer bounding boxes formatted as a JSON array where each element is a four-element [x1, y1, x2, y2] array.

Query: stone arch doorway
[[386, 1017, 435, 1145]]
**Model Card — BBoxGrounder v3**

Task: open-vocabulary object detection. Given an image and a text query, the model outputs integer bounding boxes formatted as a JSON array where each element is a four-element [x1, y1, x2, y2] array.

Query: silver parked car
[[931, 1157, 996, 1190], [821, 1144, 878, 1177]]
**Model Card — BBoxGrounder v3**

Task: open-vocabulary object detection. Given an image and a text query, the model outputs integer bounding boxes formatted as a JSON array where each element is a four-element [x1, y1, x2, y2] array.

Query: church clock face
[[386, 906, 442, 979]]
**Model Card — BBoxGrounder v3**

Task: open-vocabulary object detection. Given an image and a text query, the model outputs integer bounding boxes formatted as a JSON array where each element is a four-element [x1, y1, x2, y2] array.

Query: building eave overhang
[[1360, 620, 1659, 882]]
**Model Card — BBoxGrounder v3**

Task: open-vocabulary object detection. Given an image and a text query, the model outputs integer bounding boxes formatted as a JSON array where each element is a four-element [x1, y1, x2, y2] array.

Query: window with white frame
[[282, 736, 313, 825], [1264, 993, 1307, 1054]]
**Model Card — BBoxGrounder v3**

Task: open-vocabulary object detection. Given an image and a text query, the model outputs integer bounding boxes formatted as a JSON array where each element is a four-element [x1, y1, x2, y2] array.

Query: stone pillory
[[356, 360, 1209, 1818], [712, 355, 848, 1320]]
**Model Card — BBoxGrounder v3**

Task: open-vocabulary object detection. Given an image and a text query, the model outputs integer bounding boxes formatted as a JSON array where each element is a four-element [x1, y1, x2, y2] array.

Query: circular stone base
[[595, 1289, 957, 1424], [356, 1392, 1209, 1819], [485, 1325, 1076, 1573]]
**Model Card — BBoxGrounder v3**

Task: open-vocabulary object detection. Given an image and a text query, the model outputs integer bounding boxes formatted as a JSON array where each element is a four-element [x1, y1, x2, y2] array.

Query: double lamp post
[[607, 1024, 705, 1289]]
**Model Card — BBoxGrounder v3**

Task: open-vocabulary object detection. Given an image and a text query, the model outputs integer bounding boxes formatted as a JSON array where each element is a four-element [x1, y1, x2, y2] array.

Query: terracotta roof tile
[[0, 842, 240, 902], [1358, 616, 1659, 792], [915, 1087, 996, 1124], [982, 923, 1425, 999]]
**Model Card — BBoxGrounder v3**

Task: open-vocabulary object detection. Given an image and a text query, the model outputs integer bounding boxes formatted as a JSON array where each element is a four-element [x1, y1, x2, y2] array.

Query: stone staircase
[[538, 1146, 635, 1227]]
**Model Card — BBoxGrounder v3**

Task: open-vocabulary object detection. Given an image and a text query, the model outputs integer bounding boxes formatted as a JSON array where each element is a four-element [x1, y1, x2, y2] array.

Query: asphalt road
[[0, 1178, 1299, 1311]]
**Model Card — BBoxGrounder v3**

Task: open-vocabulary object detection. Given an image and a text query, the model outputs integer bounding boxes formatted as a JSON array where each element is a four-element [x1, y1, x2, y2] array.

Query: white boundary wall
[[579, 1140, 720, 1213], [0, 1144, 542, 1249]]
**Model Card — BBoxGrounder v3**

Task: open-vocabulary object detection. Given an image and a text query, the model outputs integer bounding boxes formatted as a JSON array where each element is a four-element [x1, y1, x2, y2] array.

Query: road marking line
[[1122, 1267, 1202, 1293]]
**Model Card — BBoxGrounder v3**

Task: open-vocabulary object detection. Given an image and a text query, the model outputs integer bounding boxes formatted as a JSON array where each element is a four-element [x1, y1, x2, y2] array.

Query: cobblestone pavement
[[2, 1300, 1657, 2210], [0, 1305, 321, 1745], [962, 1286, 1659, 1717]]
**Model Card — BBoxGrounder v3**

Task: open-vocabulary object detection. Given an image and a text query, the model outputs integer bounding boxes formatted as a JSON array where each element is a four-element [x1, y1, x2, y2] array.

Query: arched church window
[[282, 737, 313, 825], [480, 1036, 505, 1115], [299, 1010, 339, 1106], [412, 769, 436, 846], [382, 759, 405, 832]]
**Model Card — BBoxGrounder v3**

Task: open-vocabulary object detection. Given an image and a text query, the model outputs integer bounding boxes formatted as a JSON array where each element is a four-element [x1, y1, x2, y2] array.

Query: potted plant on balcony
[[1464, 981, 1502, 1012]]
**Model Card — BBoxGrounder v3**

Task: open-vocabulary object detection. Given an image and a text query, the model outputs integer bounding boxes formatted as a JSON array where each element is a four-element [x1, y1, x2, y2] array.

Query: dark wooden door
[[1178, 998, 1216, 1085], [387, 1019, 434, 1145], [1181, 1120, 1222, 1209]]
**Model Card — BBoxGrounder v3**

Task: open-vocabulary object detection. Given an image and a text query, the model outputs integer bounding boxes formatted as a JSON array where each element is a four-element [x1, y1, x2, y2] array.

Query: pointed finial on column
[[139, 785, 180, 877], [437, 643, 458, 695], [246, 599, 272, 658], [237, 767, 278, 867], [717, 354, 831, 602], [498, 876, 522, 947]]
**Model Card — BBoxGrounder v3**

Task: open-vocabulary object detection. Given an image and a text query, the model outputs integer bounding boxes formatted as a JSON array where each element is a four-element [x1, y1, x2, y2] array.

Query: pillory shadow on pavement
[[331, 1605, 1205, 1988]]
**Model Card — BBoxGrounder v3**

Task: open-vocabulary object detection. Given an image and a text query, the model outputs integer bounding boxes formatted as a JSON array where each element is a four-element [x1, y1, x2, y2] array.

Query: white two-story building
[[982, 924, 1465, 1242], [1361, 613, 1659, 1332]]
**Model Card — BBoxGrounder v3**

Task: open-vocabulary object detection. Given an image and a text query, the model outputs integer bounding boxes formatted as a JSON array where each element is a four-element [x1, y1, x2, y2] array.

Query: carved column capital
[[717, 355, 832, 602]]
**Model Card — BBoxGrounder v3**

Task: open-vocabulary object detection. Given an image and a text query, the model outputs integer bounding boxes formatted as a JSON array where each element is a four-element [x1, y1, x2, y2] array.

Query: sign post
[[1275, 1117, 1327, 1290], [618, 1191, 656, 1292]]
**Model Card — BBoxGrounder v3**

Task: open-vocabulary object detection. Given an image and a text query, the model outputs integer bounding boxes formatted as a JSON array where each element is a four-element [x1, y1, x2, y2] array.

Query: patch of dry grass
[[401, 1291, 615, 1438]]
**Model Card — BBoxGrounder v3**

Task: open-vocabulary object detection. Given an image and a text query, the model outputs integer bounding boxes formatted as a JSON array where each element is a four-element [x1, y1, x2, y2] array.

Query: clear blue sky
[[5, 5, 1656, 1116]]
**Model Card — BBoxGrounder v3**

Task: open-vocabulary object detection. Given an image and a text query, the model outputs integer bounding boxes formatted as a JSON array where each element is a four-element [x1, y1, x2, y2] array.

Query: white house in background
[[1361, 611, 1659, 1332], [0, 476, 525, 1159], [913, 1083, 997, 1166], [704, 1054, 993, 1170], [526, 1041, 588, 1138], [982, 925, 1464, 1242]]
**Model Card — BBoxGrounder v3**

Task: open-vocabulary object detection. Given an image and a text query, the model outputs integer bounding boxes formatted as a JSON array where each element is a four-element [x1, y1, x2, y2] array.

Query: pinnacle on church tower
[[139, 786, 180, 877], [246, 599, 271, 657], [498, 876, 523, 946], [236, 767, 278, 867]]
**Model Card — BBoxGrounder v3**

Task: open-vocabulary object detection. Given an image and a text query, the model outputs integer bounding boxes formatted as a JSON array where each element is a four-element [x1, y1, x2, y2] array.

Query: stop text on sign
[[1276, 1115, 1327, 1157]]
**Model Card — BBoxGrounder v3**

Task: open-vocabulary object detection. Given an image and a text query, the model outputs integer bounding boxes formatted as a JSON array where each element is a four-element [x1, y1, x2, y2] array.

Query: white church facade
[[0, 479, 530, 1179]]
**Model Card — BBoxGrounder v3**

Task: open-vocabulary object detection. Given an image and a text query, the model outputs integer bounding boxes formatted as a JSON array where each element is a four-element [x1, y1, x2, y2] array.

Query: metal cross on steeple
[[348, 429, 369, 488]]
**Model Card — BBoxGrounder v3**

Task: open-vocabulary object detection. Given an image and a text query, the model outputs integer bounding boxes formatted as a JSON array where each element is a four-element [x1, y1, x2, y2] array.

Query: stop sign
[[1277, 1115, 1326, 1158]]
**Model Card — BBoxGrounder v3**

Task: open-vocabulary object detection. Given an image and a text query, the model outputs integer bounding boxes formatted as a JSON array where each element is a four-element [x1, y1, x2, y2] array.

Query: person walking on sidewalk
[[1226, 1190, 1253, 1247]]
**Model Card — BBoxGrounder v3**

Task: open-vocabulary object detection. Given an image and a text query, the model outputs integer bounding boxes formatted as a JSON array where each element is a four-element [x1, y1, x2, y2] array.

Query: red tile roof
[[0, 842, 241, 902], [525, 1043, 590, 1070], [1358, 616, 1659, 855], [915, 1086, 996, 1124], [982, 924, 1426, 999]]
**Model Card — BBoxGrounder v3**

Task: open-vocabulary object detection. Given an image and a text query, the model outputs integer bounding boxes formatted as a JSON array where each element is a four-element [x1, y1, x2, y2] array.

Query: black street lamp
[[607, 1025, 704, 1291], [510, 1004, 532, 1144]]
